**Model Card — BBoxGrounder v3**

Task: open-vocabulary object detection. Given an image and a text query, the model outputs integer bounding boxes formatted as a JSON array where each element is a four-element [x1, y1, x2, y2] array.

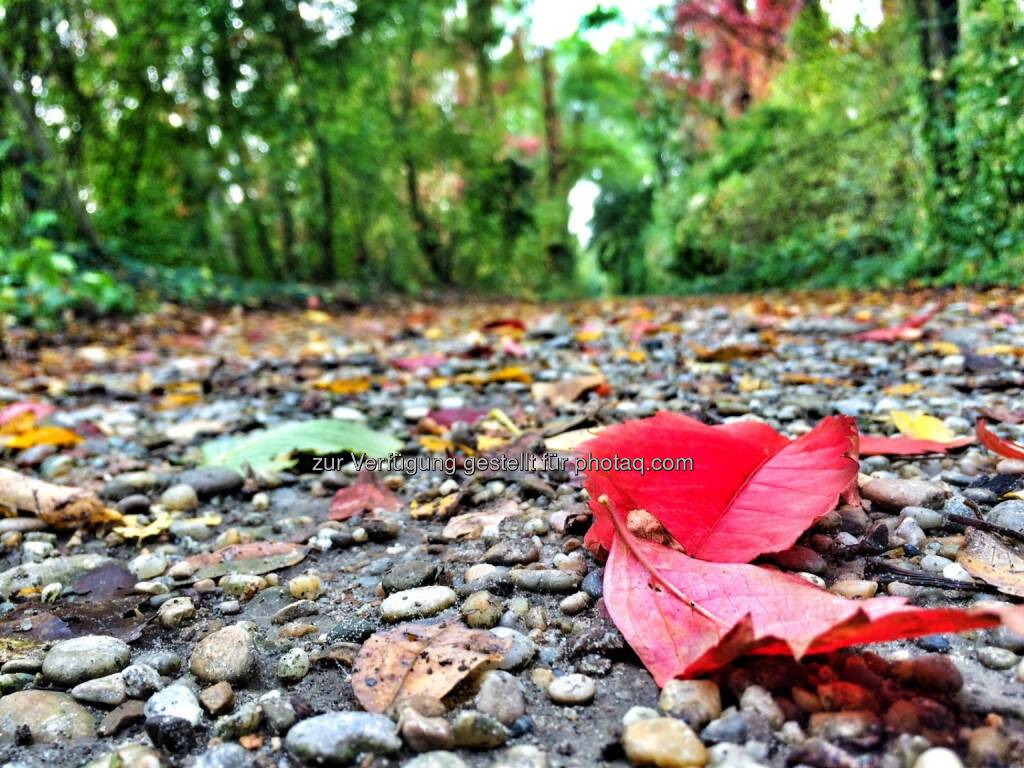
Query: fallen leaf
[[977, 405, 1024, 425], [890, 410, 958, 443], [178, 542, 307, 581], [0, 468, 120, 528], [201, 419, 401, 472], [393, 354, 446, 371], [883, 383, 923, 396], [544, 427, 605, 453], [410, 493, 462, 520], [329, 471, 403, 521], [957, 529, 1024, 597], [976, 418, 1024, 460], [453, 366, 533, 386], [601, 509, 1014, 683], [114, 511, 175, 541], [425, 408, 489, 428], [852, 307, 940, 342], [316, 377, 373, 395], [690, 343, 766, 362], [0, 401, 56, 429], [3, 426, 83, 449], [442, 499, 519, 540], [582, 414, 857, 563], [859, 435, 974, 456], [531, 373, 606, 406], [353, 620, 510, 714]]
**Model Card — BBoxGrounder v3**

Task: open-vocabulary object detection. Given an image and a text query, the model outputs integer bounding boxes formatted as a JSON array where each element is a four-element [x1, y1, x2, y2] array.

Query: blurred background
[[0, 0, 1021, 324]]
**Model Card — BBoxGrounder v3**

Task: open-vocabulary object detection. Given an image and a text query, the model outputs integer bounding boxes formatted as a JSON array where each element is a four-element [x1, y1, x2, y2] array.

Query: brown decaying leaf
[[690, 343, 767, 362], [957, 528, 1024, 597], [441, 498, 519, 540], [352, 620, 510, 714], [0, 468, 120, 528], [531, 373, 606, 407], [178, 541, 307, 580]]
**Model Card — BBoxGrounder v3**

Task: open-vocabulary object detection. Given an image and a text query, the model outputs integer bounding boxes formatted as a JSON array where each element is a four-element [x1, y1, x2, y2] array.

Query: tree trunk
[[540, 49, 564, 196], [0, 52, 106, 256]]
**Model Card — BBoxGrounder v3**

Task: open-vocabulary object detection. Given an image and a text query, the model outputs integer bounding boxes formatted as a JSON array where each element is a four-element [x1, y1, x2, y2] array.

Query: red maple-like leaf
[[329, 471, 403, 521], [976, 418, 1024, 460], [582, 414, 857, 563], [583, 413, 1024, 684], [859, 434, 975, 456], [393, 354, 447, 372], [852, 307, 941, 342], [598, 498, 1020, 685]]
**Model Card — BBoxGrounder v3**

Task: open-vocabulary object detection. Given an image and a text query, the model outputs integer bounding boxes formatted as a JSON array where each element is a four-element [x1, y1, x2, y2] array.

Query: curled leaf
[[0, 468, 119, 528], [976, 418, 1024, 460]]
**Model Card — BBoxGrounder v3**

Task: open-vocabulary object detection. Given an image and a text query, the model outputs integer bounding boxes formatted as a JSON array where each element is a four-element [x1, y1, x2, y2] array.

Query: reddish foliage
[[976, 418, 1024, 461], [852, 307, 941, 342], [859, 435, 975, 456], [329, 470, 403, 520], [582, 413, 1024, 683]]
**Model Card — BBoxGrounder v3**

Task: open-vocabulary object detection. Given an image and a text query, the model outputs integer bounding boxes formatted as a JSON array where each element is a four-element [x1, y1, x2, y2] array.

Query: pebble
[[510, 569, 580, 593], [622, 717, 708, 768], [808, 710, 882, 744], [278, 647, 311, 682], [484, 540, 540, 565], [212, 701, 262, 739], [462, 590, 503, 628], [176, 467, 244, 497], [136, 650, 182, 676], [913, 748, 964, 768], [548, 673, 596, 705], [399, 706, 455, 752], [740, 685, 784, 729], [707, 743, 768, 768], [0, 690, 96, 743], [129, 552, 167, 580], [581, 568, 603, 598], [380, 586, 457, 621], [144, 684, 203, 726], [200, 681, 235, 716], [159, 596, 196, 628], [189, 622, 259, 684], [558, 591, 590, 615], [452, 710, 509, 749], [977, 645, 1019, 670], [70, 673, 128, 706], [260, 689, 297, 732], [892, 655, 963, 694], [475, 670, 527, 725], [986, 500, 1024, 532], [490, 627, 536, 670], [97, 700, 146, 737], [861, 477, 946, 510], [160, 483, 199, 511], [145, 714, 196, 754], [901, 506, 944, 530], [289, 572, 324, 600], [492, 745, 549, 768], [42, 635, 131, 686], [193, 743, 252, 768], [658, 679, 722, 729], [286, 712, 401, 765], [404, 752, 467, 768], [829, 579, 878, 599]]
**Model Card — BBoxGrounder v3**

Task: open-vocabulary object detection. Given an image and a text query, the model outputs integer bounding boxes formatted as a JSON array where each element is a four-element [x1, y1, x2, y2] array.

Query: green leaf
[[200, 419, 402, 472]]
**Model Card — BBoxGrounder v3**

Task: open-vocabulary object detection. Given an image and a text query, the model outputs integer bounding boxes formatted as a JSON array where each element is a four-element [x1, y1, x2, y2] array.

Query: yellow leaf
[[883, 382, 923, 396], [738, 375, 762, 393], [305, 309, 331, 324], [428, 376, 450, 389], [978, 345, 1024, 357], [3, 426, 83, 449], [544, 427, 605, 453], [890, 410, 956, 442], [418, 435, 454, 453], [927, 341, 960, 356], [453, 366, 533, 386], [0, 411, 36, 436], [114, 511, 176, 542], [317, 377, 373, 395], [620, 348, 647, 364], [410, 493, 461, 519], [476, 435, 508, 452], [575, 329, 603, 343], [157, 393, 203, 410]]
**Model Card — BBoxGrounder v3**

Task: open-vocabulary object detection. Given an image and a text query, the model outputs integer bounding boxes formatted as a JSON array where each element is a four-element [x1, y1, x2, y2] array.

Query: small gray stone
[[510, 569, 580, 593], [193, 743, 252, 768], [380, 586, 457, 621], [129, 552, 167, 580], [491, 745, 550, 768], [462, 590, 503, 628], [490, 627, 535, 670], [278, 647, 310, 682], [659, 679, 722, 729], [70, 673, 127, 706], [43, 635, 131, 686], [382, 561, 438, 593], [286, 712, 401, 765], [475, 670, 526, 725], [260, 690, 296, 733], [740, 685, 784, 729], [986, 500, 1024, 532], [548, 673, 595, 705], [135, 650, 181, 677], [808, 710, 882, 745], [190, 623, 258, 684], [160, 483, 199, 511], [861, 478, 946, 510], [159, 596, 196, 628], [144, 684, 202, 726], [122, 663, 163, 699], [452, 710, 508, 749], [399, 706, 454, 752], [901, 506, 944, 530], [176, 468, 244, 498], [977, 646, 1019, 670], [0, 690, 95, 743], [213, 701, 262, 739], [403, 752, 467, 768]]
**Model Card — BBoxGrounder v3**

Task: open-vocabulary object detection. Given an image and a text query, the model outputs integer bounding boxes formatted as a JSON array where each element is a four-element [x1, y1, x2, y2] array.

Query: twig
[[866, 559, 997, 594], [945, 513, 1024, 547]]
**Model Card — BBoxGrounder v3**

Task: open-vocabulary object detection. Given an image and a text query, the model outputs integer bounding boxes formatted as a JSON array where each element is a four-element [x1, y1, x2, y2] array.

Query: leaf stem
[[598, 495, 729, 629]]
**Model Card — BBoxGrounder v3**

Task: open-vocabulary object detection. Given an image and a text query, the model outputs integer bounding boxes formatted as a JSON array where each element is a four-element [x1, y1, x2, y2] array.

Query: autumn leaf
[[957, 529, 1024, 597], [0, 401, 56, 429], [177, 542, 306, 581], [597, 497, 1019, 684], [0, 468, 120, 528], [329, 471, 403, 521], [531, 373, 607, 406], [392, 354, 446, 372], [3, 425, 84, 449], [582, 414, 857, 563], [352, 620, 510, 714], [976, 418, 1024, 460], [852, 306, 940, 342], [890, 410, 958, 442], [858, 435, 974, 456]]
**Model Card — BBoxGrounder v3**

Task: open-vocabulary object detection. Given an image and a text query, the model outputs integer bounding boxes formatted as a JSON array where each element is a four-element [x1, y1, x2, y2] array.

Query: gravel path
[[0, 290, 1022, 768]]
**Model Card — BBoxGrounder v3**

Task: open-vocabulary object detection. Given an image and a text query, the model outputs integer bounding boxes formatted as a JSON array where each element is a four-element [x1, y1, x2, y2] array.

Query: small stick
[[866, 559, 997, 593], [944, 513, 1024, 547]]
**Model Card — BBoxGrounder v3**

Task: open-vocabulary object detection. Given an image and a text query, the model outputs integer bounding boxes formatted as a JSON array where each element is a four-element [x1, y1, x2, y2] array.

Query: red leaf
[[329, 471, 403, 520], [425, 408, 489, 428], [393, 354, 446, 372], [602, 506, 1018, 684], [976, 418, 1024, 461], [859, 435, 975, 456], [582, 414, 857, 563], [0, 400, 55, 428], [852, 307, 940, 342]]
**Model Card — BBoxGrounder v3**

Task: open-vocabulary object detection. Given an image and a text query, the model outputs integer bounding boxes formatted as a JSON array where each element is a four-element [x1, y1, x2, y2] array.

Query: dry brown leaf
[[353, 620, 511, 714], [690, 343, 766, 362], [441, 499, 519, 540], [531, 373, 606, 406], [957, 529, 1024, 597], [0, 468, 119, 528]]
